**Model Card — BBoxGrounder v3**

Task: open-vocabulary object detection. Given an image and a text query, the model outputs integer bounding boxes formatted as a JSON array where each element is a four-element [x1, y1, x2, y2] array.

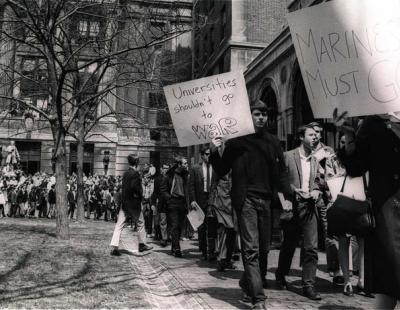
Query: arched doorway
[[260, 84, 278, 135], [293, 67, 314, 128], [290, 64, 314, 148]]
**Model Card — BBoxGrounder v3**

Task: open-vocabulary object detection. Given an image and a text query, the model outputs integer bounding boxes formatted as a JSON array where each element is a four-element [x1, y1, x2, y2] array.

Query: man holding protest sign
[[210, 100, 292, 310]]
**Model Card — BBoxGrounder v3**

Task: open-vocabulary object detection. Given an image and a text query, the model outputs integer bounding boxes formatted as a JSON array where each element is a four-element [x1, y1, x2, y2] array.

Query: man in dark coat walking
[[110, 154, 152, 255], [210, 100, 292, 310], [151, 163, 170, 247], [189, 146, 218, 260], [160, 156, 189, 258]]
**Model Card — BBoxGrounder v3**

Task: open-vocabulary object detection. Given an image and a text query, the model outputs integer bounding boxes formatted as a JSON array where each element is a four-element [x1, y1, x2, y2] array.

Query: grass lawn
[[0, 217, 150, 309]]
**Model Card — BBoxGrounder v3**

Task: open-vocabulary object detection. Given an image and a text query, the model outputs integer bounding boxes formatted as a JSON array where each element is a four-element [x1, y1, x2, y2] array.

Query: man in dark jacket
[[210, 100, 292, 310], [189, 146, 218, 260], [110, 154, 152, 255], [151, 163, 170, 247], [67, 186, 76, 219], [160, 156, 189, 258]]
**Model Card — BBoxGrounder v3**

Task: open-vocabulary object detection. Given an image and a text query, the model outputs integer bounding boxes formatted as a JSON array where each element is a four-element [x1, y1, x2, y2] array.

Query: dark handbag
[[327, 175, 375, 236]]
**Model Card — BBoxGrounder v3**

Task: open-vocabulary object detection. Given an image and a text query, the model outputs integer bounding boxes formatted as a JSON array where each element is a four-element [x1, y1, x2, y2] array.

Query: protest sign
[[287, 0, 400, 118], [163, 71, 254, 147]]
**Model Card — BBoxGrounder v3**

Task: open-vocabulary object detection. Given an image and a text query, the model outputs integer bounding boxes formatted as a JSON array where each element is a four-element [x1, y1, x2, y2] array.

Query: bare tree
[[0, 0, 191, 238]]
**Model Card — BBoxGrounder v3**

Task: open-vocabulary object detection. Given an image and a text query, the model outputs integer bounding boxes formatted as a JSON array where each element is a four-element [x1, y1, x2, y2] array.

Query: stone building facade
[[190, 0, 287, 162], [0, 0, 192, 176], [245, 0, 335, 151]]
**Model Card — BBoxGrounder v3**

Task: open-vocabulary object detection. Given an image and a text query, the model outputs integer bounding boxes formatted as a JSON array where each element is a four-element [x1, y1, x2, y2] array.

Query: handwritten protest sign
[[163, 71, 254, 147], [287, 0, 400, 118]]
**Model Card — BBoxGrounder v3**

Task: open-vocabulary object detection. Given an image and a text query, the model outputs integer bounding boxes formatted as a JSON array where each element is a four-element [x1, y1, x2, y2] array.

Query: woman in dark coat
[[336, 111, 400, 308]]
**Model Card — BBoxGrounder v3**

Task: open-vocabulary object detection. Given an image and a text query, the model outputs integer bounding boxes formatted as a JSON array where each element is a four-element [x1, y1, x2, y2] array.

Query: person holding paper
[[189, 146, 218, 261], [210, 100, 292, 310], [275, 124, 324, 301], [334, 109, 400, 309], [160, 156, 190, 258]]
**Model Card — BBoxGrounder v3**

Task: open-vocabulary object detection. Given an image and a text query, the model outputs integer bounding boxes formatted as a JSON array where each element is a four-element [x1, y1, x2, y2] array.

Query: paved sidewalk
[[120, 229, 384, 309]]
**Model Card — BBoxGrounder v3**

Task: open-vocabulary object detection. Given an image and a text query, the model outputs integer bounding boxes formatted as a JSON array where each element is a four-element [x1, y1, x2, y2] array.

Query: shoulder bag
[[327, 175, 375, 236]]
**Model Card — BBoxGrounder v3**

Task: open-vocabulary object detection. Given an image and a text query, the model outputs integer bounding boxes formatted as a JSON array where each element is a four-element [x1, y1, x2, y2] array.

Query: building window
[[210, 26, 215, 56], [69, 143, 94, 176], [15, 141, 41, 175], [220, 5, 227, 42], [20, 57, 47, 97], [149, 92, 165, 108], [78, 19, 101, 40], [203, 34, 208, 64]]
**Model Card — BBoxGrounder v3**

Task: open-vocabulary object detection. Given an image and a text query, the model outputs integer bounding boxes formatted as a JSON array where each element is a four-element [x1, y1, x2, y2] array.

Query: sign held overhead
[[287, 0, 400, 118], [163, 71, 254, 147]]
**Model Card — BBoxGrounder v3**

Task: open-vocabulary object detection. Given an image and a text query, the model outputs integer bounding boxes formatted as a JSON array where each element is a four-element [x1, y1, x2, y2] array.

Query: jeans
[[276, 199, 318, 288], [159, 212, 168, 241], [238, 197, 271, 304], [217, 226, 236, 261], [319, 203, 340, 272]]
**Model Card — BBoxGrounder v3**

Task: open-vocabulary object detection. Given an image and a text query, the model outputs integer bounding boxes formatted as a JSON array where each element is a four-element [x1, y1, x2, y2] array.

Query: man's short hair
[[174, 155, 185, 165], [250, 99, 268, 112], [297, 124, 316, 138], [200, 146, 210, 155], [308, 121, 322, 129], [127, 153, 139, 166]]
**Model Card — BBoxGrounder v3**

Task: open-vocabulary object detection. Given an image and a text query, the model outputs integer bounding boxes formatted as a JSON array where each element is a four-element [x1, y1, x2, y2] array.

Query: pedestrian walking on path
[[210, 100, 292, 310], [110, 153, 153, 255]]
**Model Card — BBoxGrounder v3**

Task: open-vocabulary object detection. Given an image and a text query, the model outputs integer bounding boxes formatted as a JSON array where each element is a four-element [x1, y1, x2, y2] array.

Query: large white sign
[[287, 0, 400, 118], [163, 71, 254, 147]]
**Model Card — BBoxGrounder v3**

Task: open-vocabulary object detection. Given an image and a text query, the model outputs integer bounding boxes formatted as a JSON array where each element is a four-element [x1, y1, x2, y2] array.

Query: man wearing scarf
[[160, 156, 189, 258]]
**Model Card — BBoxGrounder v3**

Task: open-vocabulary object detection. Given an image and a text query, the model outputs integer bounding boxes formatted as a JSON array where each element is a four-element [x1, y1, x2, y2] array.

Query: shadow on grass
[[0, 249, 140, 304], [0, 224, 57, 238], [0, 222, 143, 306]]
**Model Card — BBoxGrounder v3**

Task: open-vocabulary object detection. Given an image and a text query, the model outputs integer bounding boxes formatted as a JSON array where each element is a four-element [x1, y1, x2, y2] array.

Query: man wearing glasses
[[210, 100, 292, 310], [189, 147, 217, 261]]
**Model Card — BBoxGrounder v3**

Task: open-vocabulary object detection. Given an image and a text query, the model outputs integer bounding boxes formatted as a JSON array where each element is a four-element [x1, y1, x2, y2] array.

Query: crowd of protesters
[[2, 101, 399, 310]]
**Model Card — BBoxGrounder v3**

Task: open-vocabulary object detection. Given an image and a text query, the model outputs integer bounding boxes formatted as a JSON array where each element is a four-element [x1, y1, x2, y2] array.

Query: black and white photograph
[[0, 0, 399, 309]]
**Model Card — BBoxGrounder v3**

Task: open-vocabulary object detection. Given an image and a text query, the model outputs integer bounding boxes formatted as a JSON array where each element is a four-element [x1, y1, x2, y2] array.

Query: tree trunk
[[76, 137, 85, 222], [55, 130, 70, 239]]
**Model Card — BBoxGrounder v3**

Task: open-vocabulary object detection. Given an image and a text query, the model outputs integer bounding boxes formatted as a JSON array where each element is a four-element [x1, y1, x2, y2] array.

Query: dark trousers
[[198, 192, 209, 256], [39, 204, 47, 218], [238, 197, 271, 305], [167, 197, 186, 252], [68, 204, 76, 219], [10, 204, 19, 217], [276, 202, 318, 288], [319, 203, 340, 272], [143, 202, 153, 234], [217, 226, 236, 261]]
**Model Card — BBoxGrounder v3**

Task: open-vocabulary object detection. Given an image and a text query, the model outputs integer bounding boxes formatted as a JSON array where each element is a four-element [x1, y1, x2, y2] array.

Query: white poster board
[[186, 202, 205, 231], [287, 0, 400, 118], [163, 71, 255, 147]]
